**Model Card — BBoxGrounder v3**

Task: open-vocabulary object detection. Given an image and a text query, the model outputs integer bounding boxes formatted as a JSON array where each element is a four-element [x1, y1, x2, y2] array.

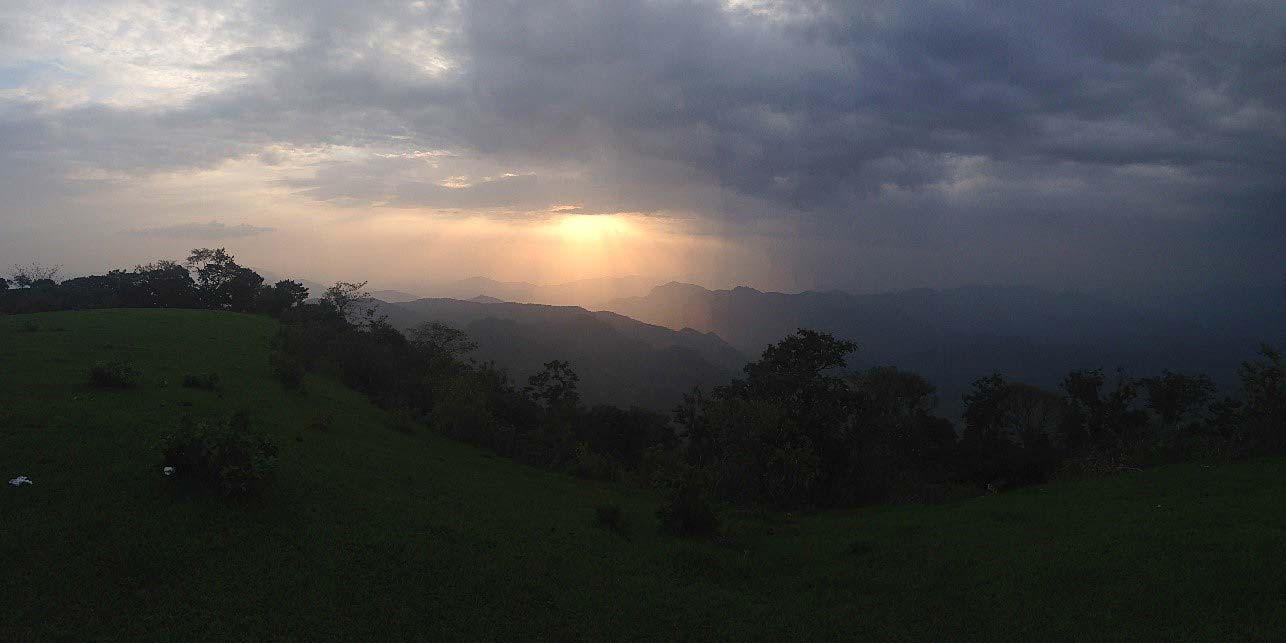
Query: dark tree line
[[1, 251, 308, 316], [5, 250, 1283, 516]]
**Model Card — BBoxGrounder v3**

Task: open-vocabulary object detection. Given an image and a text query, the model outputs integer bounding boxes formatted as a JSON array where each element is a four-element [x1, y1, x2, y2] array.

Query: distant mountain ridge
[[434, 275, 662, 308], [603, 281, 1286, 415], [373, 296, 746, 410], [275, 271, 1285, 417], [368, 289, 423, 303]]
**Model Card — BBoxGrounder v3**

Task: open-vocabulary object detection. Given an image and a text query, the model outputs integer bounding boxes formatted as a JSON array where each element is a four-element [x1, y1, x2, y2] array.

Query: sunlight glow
[[555, 215, 635, 245]]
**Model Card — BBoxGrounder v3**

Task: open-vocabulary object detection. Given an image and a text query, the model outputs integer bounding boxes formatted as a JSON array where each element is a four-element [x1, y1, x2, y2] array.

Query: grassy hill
[[1, 309, 1283, 641]]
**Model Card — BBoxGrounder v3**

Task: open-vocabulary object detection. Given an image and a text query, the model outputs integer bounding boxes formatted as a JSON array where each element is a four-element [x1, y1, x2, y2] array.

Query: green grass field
[[2, 309, 1283, 641]]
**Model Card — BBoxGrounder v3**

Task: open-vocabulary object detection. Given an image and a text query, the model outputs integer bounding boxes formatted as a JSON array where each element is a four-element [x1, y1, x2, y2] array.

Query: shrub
[[657, 467, 719, 537], [161, 416, 278, 497], [270, 350, 305, 390], [87, 360, 139, 389], [307, 414, 333, 433], [181, 372, 220, 390], [570, 442, 616, 481], [593, 503, 630, 537], [386, 406, 419, 434]]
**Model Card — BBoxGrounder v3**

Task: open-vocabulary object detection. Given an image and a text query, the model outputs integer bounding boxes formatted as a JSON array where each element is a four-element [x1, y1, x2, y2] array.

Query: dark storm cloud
[[451, 0, 1285, 220], [2, 0, 1283, 290]]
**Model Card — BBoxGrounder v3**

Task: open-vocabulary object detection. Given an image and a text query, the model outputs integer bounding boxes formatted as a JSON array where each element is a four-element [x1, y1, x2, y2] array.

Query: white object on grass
[[9, 476, 33, 486], [163, 466, 175, 476]]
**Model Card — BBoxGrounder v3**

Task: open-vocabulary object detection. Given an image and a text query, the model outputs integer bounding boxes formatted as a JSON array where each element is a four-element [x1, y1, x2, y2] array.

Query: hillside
[[436, 275, 660, 308], [605, 282, 1286, 415], [2, 309, 1284, 640], [378, 297, 746, 410]]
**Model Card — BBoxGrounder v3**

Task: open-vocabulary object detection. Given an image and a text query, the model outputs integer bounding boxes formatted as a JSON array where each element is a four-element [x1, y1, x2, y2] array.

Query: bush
[[570, 442, 616, 481], [307, 414, 333, 433], [87, 360, 139, 389], [161, 416, 278, 497], [657, 467, 720, 537], [593, 503, 630, 537], [181, 372, 220, 390], [386, 406, 419, 434], [270, 350, 305, 390]]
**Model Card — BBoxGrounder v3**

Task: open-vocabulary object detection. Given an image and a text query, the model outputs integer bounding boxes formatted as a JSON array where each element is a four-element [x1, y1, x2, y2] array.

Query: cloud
[[1, 0, 1283, 294], [125, 221, 276, 239]]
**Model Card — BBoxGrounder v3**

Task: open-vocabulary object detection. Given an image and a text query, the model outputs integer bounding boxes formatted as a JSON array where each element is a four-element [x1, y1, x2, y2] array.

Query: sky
[[1, 0, 1282, 296]]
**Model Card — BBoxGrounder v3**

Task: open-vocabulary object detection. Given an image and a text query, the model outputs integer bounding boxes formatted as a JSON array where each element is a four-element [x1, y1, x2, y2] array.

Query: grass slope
[[1, 309, 1283, 641]]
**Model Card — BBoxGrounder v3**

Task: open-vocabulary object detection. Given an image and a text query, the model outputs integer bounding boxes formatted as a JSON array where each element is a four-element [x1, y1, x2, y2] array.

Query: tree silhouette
[[1141, 370, 1215, 431], [526, 360, 581, 411], [10, 262, 60, 288], [184, 248, 263, 310]]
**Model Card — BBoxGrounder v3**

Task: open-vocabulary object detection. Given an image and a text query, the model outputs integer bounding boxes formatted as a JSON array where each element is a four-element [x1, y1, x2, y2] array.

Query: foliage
[[10, 262, 61, 288], [1239, 344, 1284, 453], [1059, 368, 1150, 451], [113, 261, 199, 308], [161, 414, 278, 497], [656, 464, 720, 537], [270, 350, 305, 390], [386, 405, 421, 434], [5, 309, 1286, 640], [0, 250, 306, 318], [575, 405, 675, 470], [322, 280, 373, 324], [570, 441, 616, 480], [1141, 370, 1216, 430], [4, 248, 1283, 514], [87, 359, 139, 389], [525, 360, 581, 412], [845, 366, 958, 503], [592, 503, 630, 537], [958, 375, 1066, 487], [181, 372, 220, 391], [185, 248, 265, 311], [409, 321, 477, 357], [256, 280, 310, 316]]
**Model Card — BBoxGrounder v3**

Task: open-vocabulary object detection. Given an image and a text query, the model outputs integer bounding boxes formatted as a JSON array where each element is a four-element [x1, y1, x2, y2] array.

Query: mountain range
[[602, 282, 1286, 415], [428, 275, 662, 309], [372, 296, 745, 411], [305, 272, 1285, 417]]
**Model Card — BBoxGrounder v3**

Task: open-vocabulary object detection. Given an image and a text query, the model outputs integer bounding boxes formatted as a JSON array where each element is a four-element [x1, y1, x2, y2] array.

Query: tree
[[256, 280, 310, 316], [410, 322, 478, 357], [705, 329, 860, 506], [576, 405, 675, 470], [273, 280, 309, 307], [742, 329, 856, 394], [10, 262, 60, 288], [1059, 367, 1147, 450], [848, 366, 956, 499], [853, 365, 937, 420], [729, 328, 858, 438], [960, 375, 1067, 487], [1240, 344, 1284, 452], [322, 280, 373, 324], [961, 373, 1009, 443], [184, 248, 263, 311], [125, 261, 199, 308], [699, 398, 818, 508], [525, 360, 581, 411], [1141, 370, 1215, 431], [0, 276, 8, 290]]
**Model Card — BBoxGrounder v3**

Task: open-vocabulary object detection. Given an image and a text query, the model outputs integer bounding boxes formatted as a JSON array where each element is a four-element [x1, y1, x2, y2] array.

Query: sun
[[555, 214, 634, 244]]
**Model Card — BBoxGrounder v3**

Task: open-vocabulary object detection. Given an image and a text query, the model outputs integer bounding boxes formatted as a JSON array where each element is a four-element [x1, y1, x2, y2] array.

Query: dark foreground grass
[[1, 309, 1283, 641]]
